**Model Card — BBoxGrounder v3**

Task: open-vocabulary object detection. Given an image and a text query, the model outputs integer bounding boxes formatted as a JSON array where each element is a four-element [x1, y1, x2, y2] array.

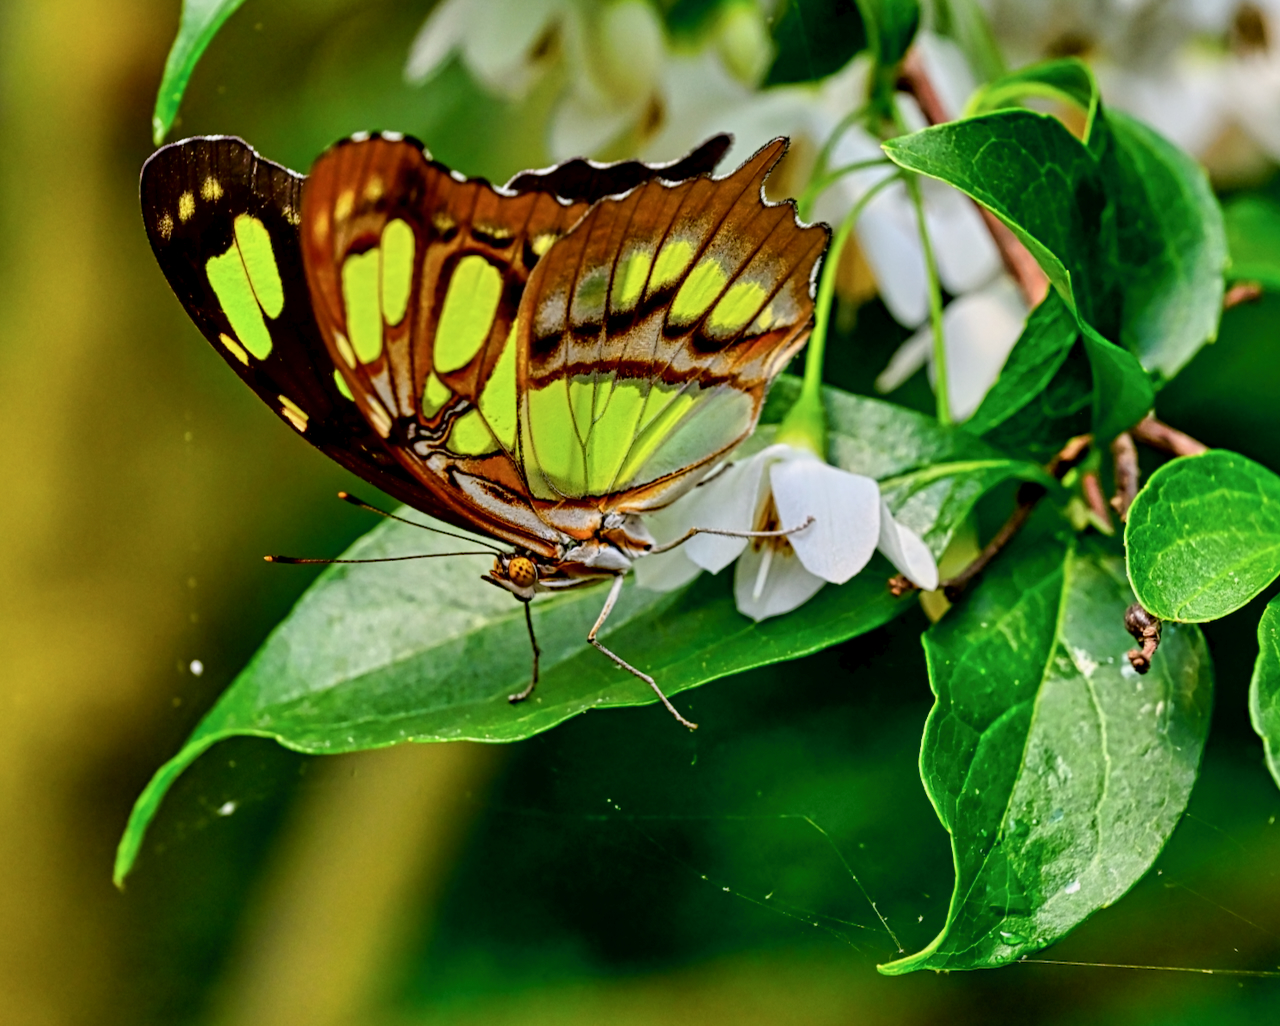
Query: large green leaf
[[882, 520, 1213, 973], [1225, 195, 1280, 291], [1126, 450, 1280, 622], [1250, 594, 1280, 792], [152, 0, 249, 145], [115, 381, 1043, 885], [882, 110, 1152, 441]]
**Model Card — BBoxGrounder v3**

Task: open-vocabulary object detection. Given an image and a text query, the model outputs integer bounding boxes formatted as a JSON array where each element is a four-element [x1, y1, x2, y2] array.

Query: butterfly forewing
[[139, 137, 457, 519], [512, 139, 829, 512]]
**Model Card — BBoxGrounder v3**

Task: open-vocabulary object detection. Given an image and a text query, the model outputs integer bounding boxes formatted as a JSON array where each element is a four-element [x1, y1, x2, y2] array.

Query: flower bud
[[714, 1, 773, 85], [587, 0, 665, 107]]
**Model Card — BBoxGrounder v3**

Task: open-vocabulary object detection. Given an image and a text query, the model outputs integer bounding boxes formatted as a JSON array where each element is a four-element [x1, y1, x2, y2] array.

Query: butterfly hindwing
[[513, 139, 829, 511], [139, 137, 460, 521]]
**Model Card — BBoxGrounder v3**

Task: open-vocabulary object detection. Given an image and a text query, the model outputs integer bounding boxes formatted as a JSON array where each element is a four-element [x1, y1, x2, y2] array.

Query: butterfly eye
[[508, 556, 538, 589]]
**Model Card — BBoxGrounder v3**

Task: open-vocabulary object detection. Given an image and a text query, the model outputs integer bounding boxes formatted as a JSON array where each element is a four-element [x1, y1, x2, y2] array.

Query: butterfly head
[[484, 553, 542, 601]]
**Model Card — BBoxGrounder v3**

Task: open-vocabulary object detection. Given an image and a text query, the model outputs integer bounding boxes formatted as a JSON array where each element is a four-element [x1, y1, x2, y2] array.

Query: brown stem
[[888, 435, 1093, 600], [1124, 602, 1162, 674], [1131, 415, 1209, 457], [898, 48, 1050, 309], [1109, 432, 1139, 521], [1081, 470, 1113, 528]]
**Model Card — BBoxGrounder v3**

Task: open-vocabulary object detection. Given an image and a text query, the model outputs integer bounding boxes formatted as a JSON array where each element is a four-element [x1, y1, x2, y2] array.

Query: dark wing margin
[[503, 134, 733, 204], [139, 136, 456, 518]]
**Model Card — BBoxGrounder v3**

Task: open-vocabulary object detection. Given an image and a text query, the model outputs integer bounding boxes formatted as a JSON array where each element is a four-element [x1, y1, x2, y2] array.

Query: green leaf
[[1102, 111, 1226, 380], [966, 290, 1078, 438], [116, 381, 1039, 885], [152, 0, 249, 145], [764, 0, 867, 86], [1250, 595, 1280, 792], [1126, 450, 1280, 622], [882, 521, 1213, 973], [966, 56, 1098, 130], [1224, 195, 1280, 291], [882, 110, 1153, 440]]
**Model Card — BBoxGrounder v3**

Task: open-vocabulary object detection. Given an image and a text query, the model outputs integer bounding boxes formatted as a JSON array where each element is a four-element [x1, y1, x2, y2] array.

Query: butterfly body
[[141, 131, 827, 723]]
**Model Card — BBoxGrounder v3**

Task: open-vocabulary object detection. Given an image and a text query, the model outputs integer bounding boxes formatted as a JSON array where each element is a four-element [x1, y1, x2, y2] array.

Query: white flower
[[981, 0, 1280, 178], [634, 444, 938, 621]]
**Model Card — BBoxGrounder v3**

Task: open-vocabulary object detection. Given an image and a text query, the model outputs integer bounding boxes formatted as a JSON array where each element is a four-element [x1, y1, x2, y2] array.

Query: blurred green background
[[4, 1, 1280, 1023]]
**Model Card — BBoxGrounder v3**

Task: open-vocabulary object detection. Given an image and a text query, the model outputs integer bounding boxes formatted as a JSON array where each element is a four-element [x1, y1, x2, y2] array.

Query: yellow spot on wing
[[279, 395, 309, 432], [526, 380, 586, 496], [671, 258, 728, 324], [649, 238, 693, 292], [341, 249, 383, 363], [157, 213, 174, 241], [710, 280, 768, 334], [201, 176, 222, 201], [334, 190, 355, 222], [379, 219, 415, 327], [531, 231, 558, 257], [434, 255, 501, 373], [477, 323, 517, 448], [333, 369, 354, 400], [178, 192, 195, 222], [422, 372, 451, 416], [218, 332, 249, 365], [365, 394, 392, 437], [449, 409, 498, 456], [206, 247, 273, 359], [333, 329, 356, 368], [364, 176, 384, 202], [611, 250, 652, 311], [233, 214, 284, 318]]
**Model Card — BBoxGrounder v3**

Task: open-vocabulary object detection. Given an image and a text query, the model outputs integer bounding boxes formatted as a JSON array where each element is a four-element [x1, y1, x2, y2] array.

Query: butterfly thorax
[[484, 512, 654, 599]]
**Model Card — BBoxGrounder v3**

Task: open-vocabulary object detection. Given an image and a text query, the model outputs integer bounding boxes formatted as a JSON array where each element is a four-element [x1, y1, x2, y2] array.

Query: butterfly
[[141, 131, 828, 729]]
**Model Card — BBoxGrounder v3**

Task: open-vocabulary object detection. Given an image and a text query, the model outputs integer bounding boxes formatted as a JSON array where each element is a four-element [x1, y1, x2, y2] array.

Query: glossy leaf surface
[[1126, 450, 1280, 622], [116, 380, 1041, 884], [883, 522, 1212, 973]]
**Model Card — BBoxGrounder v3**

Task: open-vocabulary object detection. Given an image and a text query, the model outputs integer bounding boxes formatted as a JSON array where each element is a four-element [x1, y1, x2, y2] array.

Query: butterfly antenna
[[336, 491, 503, 553], [264, 551, 495, 565]]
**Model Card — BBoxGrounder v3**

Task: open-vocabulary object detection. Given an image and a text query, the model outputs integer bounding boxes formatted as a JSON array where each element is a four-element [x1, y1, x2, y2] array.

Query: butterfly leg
[[507, 600, 541, 704], [588, 575, 698, 731], [646, 515, 815, 555]]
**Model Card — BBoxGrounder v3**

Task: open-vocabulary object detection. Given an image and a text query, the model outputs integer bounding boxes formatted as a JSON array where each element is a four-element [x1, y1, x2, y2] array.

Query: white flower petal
[[678, 447, 787, 572], [549, 89, 639, 159], [852, 183, 930, 328], [923, 179, 1002, 296], [405, 0, 474, 84], [914, 31, 977, 120], [770, 457, 880, 584], [933, 276, 1028, 421], [733, 543, 826, 621], [633, 545, 703, 592], [461, 0, 564, 98], [877, 500, 939, 591], [874, 326, 932, 393]]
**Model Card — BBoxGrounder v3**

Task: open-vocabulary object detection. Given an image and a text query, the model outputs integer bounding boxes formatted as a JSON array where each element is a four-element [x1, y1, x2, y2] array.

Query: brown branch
[[898, 48, 1051, 309], [1225, 281, 1264, 309], [1131, 415, 1209, 457], [888, 435, 1093, 600], [1124, 602, 1162, 674], [1109, 432, 1139, 521], [1081, 471, 1112, 528]]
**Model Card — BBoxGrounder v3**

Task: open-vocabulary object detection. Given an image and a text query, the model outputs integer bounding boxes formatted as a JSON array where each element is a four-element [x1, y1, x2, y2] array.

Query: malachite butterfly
[[141, 131, 828, 728]]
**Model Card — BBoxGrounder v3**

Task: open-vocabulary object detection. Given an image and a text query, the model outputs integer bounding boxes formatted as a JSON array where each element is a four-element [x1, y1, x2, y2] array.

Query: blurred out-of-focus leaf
[[1225, 196, 1280, 291], [1250, 595, 1280, 792], [117, 379, 1041, 885], [883, 519, 1213, 973], [152, 0, 249, 145], [764, 0, 867, 85], [1127, 450, 1280, 622]]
